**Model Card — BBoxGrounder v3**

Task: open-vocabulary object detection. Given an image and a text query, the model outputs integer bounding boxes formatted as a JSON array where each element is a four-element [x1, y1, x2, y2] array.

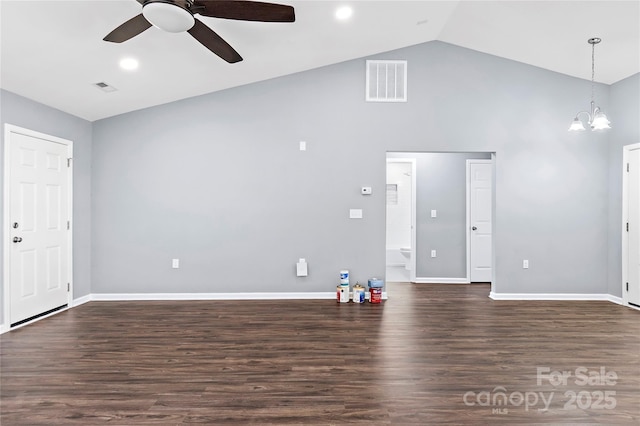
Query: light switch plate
[[431, 209, 437, 218], [349, 209, 363, 219], [299, 141, 306, 151], [172, 259, 180, 269], [431, 250, 436, 258], [361, 187, 372, 195]]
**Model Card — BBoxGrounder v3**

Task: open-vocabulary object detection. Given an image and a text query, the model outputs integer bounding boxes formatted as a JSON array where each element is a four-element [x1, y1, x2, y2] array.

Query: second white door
[[468, 160, 493, 282]]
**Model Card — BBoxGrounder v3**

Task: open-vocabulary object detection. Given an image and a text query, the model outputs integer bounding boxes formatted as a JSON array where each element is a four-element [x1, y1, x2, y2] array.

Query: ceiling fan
[[104, 0, 295, 63]]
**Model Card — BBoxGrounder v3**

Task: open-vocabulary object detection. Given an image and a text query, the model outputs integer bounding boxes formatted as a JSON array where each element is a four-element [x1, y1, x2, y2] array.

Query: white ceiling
[[1, 0, 638, 122]]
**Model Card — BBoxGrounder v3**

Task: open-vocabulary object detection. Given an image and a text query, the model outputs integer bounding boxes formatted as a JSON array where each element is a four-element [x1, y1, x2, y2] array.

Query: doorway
[[385, 158, 416, 282], [385, 152, 493, 284], [3, 124, 73, 329]]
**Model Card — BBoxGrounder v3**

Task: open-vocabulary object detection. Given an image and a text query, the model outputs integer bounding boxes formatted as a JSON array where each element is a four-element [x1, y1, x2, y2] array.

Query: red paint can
[[369, 287, 382, 304]]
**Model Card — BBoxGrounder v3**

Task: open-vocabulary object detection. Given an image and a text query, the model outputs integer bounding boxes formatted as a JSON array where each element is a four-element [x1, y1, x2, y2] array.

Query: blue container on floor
[[368, 278, 384, 288]]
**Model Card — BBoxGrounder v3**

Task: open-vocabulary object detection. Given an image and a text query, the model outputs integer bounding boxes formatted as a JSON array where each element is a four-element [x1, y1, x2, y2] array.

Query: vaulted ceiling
[[1, 1, 638, 121]]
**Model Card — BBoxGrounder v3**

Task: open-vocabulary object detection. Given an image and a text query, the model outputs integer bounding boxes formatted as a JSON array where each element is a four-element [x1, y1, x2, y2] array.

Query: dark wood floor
[[1, 283, 639, 425]]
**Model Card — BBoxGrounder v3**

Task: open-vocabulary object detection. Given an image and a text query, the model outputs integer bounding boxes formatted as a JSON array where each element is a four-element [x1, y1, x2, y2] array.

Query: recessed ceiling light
[[119, 57, 139, 71], [335, 6, 353, 21]]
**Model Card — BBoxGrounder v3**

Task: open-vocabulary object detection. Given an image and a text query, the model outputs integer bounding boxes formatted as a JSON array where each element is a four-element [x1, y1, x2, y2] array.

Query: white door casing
[[467, 160, 493, 283], [3, 124, 73, 329], [623, 144, 640, 307]]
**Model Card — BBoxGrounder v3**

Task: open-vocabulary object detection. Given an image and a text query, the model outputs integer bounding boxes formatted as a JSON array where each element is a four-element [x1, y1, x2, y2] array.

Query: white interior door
[[468, 160, 493, 282], [5, 125, 72, 326], [626, 147, 640, 307]]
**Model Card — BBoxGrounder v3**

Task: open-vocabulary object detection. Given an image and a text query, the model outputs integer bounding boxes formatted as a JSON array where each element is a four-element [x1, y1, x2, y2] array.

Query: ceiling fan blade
[[194, 0, 295, 22], [103, 14, 152, 43], [187, 19, 243, 63]]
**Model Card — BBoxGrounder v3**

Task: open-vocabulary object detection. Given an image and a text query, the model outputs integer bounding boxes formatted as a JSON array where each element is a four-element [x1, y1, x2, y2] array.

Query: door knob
[[13, 237, 22, 243], [472, 226, 477, 231]]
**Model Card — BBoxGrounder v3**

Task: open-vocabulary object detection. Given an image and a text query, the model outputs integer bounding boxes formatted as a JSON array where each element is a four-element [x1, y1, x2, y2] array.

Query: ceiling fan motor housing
[[143, 0, 195, 33]]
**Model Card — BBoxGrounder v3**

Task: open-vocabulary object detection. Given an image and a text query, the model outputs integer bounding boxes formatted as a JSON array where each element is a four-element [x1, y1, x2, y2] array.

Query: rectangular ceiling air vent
[[366, 60, 407, 102], [93, 82, 117, 93]]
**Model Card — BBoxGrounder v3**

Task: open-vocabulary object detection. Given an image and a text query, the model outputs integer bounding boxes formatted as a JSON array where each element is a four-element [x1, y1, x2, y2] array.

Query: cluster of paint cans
[[336, 270, 383, 304]]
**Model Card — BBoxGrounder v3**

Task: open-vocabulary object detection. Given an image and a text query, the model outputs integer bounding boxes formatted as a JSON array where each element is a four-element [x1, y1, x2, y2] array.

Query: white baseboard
[[90, 292, 338, 301], [414, 277, 470, 284], [607, 295, 624, 305], [82, 291, 389, 302], [72, 294, 92, 307], [490, 292, 615, 301]]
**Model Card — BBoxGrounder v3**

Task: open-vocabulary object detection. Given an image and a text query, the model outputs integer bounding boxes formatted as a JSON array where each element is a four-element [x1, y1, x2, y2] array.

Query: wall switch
[[172, 259, 180, 269], [431, 209, 437, 218], [431, 250, 437, 258], [523, 260, 529, 269], [349, 209, 363, 219], [296, 258, 308, 277], [361, 186, 372, 195], [299, 141, 306, 151]]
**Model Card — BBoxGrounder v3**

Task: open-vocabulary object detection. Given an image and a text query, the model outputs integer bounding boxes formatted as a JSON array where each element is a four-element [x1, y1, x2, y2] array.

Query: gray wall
[[0, 89, 92, 327], [388, 152, 491, 278], [607, 73, 640, 297], [91, 41, 615, 296]]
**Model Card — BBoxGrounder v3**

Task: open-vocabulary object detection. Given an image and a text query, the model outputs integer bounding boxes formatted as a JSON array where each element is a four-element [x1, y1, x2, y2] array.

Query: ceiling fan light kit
[[143, 1, 195, 33], [569, 37, 611, 131], [104, 0, 296, 63]]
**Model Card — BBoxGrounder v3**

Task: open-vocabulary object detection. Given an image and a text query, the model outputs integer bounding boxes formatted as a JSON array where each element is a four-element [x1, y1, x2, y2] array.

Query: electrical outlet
[[431, 250, 437, 258], [172, 259, 180, 269], [523, 259, 529, 269]]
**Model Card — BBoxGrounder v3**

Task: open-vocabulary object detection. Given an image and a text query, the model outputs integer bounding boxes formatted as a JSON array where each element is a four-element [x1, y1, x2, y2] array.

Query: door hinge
[[626, 282, 629, 292], [627, 163, 630, 172], [627, 222, 629, 232], [67, 283, 70, 292], [67, 220, 70, 230], [67, 158, 72, 167]]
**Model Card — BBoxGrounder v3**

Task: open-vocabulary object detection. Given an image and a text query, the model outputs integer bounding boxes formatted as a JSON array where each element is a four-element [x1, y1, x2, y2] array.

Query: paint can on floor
[[337, 285, 349, 303], [340, 270, 349, 286], [352, 284, 365, 303], [369, 287, 382, 304]]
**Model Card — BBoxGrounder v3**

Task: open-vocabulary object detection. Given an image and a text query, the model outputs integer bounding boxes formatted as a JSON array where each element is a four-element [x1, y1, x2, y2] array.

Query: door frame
[[622, 143, 640, 308], [385, 157, 417, 282], [2, 124, 73, 333], [466, 158, 495, 284]]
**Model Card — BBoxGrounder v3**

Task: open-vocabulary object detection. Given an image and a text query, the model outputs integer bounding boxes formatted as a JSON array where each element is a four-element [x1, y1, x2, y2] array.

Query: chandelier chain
[[591, 41, 595, 103]]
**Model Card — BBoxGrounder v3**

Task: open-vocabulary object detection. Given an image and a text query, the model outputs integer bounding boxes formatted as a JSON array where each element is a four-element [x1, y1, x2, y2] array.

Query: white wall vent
[[366, 60, 407, 102]]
